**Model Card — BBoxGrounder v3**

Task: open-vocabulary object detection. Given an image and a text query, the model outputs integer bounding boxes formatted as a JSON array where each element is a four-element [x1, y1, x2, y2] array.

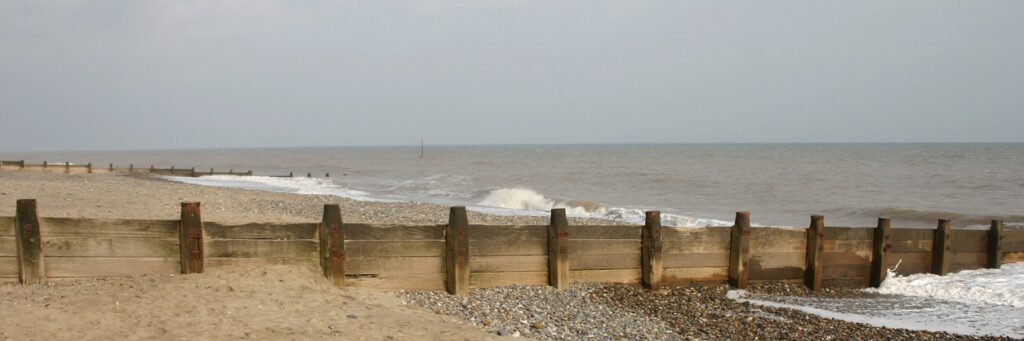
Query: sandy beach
[[0, 171, 1011, 340]]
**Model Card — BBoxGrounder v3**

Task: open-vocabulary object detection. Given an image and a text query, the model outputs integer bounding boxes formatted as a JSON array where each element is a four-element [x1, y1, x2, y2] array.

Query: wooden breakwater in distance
[[0, 159, 255, 177], [2, 200, 1023, 295]]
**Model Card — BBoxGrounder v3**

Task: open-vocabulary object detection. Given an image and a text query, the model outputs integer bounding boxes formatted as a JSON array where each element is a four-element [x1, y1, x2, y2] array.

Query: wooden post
[[307, 172, 312, 178], [805, 215, 825, 291], [109, 163, 114, 171], [728, 211, 751, 289], [43, 161, 47, 169], [320, 204, 345, 286], [150, 165, 155, 172], [64, 161, 69, 174], [870, 218, 892, 287], [988, 220, 1003, 269], [289, 172, 293, 178], [87, 162, 92, 173], [130, 164, 134, 173], [229, 169, 233, 175], [247, 170, 253, 176], [209, 168, 214, 175], [326, 173, 330, 178], [642, 211, 664, 290], [15, 199, 45, 284], [445, 206, 469, 296], [179, 202, 204, 274], [547, 208, 569, 290], [19, 160, 24, 170], [932, 219, 951, 275], [190, 167, 196, 177]]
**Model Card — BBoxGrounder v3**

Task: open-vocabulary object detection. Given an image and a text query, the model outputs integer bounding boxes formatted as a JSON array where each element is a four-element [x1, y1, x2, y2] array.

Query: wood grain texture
[[347, 224, 445, 241], [824, 227, 873, 241], [445, 207, 469, 296], [206, 258, 315, 268], [568, 225, 641, 240], [205, 239, 317, 258], [347, 256, 444, 274], [822, 263, 869, 279], [345, 240, 444, 257], [663, 252, 729, 268], [471, 272, 548, 288], [891, 228, 933, 242], [569, 240, 640, 255], [205, 222, 318, 240], [0, 237, 15, 257], [822, 278, 869, 289], [0, 257, 17, 277], [570, 253, 640, 270], [889, 240, 933, 253], [45, 257, 179, 277], [570, 269, 641, 284], [548, 209, 569, 289], [16, 199, 44, 284], [662, 267, 728, 283], [471, 255, 547, 272], [39, 217, 178, 238], [641, 211, 663, 290], [470, 239, 547, 256], [823, 240, 873, 253], [950, 229, 988, 253], [346, 273, 445, 291], [950, 252, 987, 272], [749, 228, 806, 253], [44, 237, 179, 257], [662, 226, 731, 242], [0, 217, 13, 237], [663, 239, 731, 254], [728, 212, 751, 289], [1003, 252, 1024, 265], [469, 225, 547, 241]]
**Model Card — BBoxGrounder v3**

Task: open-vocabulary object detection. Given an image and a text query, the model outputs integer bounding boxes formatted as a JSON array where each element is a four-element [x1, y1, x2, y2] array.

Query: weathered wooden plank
[[1004, 252, 1024, 265], [16, 199, 44, 284], [891, 228, 933, 242], [471, 272, 548, 288], [663, 252, 730, 268], [469, 225, 547, 241], [950, 252, 987, 272], [205, 239, 317, 258], [0, 217, 13, 237], [45, 257, 179, 277], [889, 240, 933, 253], [749, 228, 806, 253], [570, 269, 641, 283], [0, 237, 15, 257], [347, 256, 444, 274], [822, 263, 870, 279], [571, 253, 640, 270], [206, 258, 315, 268], [471, 255, 548, 272], [568, 225, 641, 240], [642, 211, 663, 290], [40, 217, 179, 238], [729, 212, 751, 289], [44, 237, 179, 257], [805, 216, 825, 291], [749, 252, 805, 268], [663, 267, 728, 283], [988, 220, 1003, 268], [205, 222, 318, 240], [822, 278, 870, 289], [887, 252, 931, 275], [347, 273, 446, 291], [179, 202, 204, 274], [346, 240, 445, 257], [470, 239, 547, 256], [347, 224, 445, 241], [933, 220, 952, 275], [320, 204, 345, 286], [663, 239, 731, 254], [823, 239, 874, 254], [871, 218, 892, 287], [446, 207, 469, 296], [823, 227, 874, 241], [0, 257, 17, 277], [569, 239, 640, 255], [1005, 240, 1024, 253], [662, 227, 731, 242], [548, 209, 569, 290], [822, 252, 871, 266], [950, 229, 988, 253], [749, 265, 804, 280]]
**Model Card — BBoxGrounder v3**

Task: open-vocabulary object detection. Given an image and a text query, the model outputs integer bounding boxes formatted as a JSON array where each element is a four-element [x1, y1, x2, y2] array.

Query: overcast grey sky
[[1, 1, 1022, 151]]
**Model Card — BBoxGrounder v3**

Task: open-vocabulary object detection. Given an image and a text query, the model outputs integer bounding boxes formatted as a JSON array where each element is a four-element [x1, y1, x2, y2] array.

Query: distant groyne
[[0, 159, 327, 178]]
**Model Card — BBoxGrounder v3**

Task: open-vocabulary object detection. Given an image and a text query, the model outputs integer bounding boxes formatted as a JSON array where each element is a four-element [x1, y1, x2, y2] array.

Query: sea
[[6, 143, 1023, 228], [4, 143, 1024, 337]]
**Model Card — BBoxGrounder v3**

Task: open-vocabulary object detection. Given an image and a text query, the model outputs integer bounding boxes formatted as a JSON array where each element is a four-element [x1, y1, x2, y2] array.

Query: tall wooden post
[[870, 218, 892, 287], [210, 168, 214, 175], [190, 167, 196, 177], [15, 199, 45, 284], [445, 207, 469, 296], [932, 219, 951, 275], [87, 162, 92, 173], [109, 163, 114, 171], [64, 161, 69, 174], [547, 208, 569, 290], [642, 211, 663, 290], [43, 161, 48, 169], [19, 160, 25, 170], [320, 204, 345, 286], [988, 220, 1003, 269], [729, 211, 751, 289], [129, 164, 134, 173], [179, 202, 204, 274], [805, 215, 825, 291]]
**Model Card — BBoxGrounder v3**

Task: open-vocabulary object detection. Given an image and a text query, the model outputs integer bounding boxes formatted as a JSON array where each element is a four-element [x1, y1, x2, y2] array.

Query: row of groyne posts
[[0, 160, 330, 178], [8, 199, 1011, 296]]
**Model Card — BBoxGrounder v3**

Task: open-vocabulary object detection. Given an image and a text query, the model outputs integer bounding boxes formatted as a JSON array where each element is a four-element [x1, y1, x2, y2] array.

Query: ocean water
[[5, 144, 1023, 227]]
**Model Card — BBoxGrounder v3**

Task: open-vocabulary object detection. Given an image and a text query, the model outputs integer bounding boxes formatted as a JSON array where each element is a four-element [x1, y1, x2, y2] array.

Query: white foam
[[162, 175, 385, 202], [866, 262, 1024, 308], [475, 187, 732, 227]]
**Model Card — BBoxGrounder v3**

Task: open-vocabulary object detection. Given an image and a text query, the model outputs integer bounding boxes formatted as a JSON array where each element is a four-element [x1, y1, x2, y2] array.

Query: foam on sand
[[163, 175, 383, 202], [866, 262, 1024, 308]]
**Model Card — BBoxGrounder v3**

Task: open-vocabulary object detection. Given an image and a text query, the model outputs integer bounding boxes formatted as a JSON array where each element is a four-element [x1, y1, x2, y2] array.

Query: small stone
[[496, 329, 507, 336], [481, 319, 491, 326], [346, 314, 358, 319], [531, 322, 544, 330]]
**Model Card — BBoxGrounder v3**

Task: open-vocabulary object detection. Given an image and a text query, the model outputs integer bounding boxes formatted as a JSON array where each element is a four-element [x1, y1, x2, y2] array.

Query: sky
[[1, 1, 1022, 152]]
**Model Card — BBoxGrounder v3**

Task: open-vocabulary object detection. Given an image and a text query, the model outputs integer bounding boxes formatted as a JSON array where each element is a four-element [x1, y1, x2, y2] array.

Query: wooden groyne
[[0, 159, 254, 177], [2, 200, 1022, 294]]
